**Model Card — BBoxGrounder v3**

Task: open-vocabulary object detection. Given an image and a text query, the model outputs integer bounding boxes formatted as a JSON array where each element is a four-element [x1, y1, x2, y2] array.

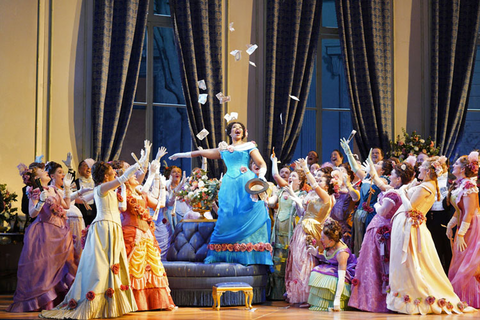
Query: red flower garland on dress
[[105, 288, 114, 298], [406, 209, 426, 227], [86, 291, 95, 301], [68, 299, 77, 309]]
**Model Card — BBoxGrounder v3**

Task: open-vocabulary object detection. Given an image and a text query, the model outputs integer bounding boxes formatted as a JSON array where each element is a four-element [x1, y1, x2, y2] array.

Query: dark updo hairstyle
[[322, 219, 342, 242], [226, 121, 246, 142], [332, 149, 344, 162], [46, 161, 62, 177], [381, 159, 395, 176], [22, 162, 46, 187], [92, 161, 112, 186], [323, 174, 336, 195], [340, 162, 355, 183], [394, 162, 415, 185], [457, 155, 478, 178], [319, 166, 333, 176], [110, 160, 127, 176]]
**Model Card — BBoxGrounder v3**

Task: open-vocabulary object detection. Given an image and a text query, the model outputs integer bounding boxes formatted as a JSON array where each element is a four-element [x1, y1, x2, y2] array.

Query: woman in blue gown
[[169, 121, 273, 266]]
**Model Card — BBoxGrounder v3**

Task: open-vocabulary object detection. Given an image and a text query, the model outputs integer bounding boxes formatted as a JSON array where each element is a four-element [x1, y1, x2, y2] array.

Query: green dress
[[267, 189, 306, 300]]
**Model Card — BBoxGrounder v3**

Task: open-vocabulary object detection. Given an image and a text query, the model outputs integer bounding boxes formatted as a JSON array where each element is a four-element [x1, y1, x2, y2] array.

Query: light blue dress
[[204, 142, 273, 266]]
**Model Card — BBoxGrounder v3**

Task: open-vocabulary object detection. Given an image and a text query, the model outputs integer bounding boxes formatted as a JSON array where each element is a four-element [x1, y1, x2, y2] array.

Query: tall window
[[292, 0, 352, 164], [120, 0, 191, 170], [454, 39, 480, 158]]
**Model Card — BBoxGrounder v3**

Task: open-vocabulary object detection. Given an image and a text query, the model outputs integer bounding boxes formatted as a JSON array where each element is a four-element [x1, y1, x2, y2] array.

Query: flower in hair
[[401, 164, 406, 171], [438, 156, 447, 165], [405, 155, 416, 167], [431, 161, 443, 176], [467, 151, 479, 173]]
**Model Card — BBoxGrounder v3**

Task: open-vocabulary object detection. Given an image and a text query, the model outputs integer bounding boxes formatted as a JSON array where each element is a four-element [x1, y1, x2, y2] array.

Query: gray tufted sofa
[[162, 220, 269, 307]]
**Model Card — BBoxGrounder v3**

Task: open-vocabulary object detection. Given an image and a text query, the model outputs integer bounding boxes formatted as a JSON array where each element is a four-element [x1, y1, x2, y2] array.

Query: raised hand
[[62, 152, 73, 169], [63, 172, 74, 190], [144, 140, 152, 160], [339, 137, 352, 155], [155, 146, 167, 161]]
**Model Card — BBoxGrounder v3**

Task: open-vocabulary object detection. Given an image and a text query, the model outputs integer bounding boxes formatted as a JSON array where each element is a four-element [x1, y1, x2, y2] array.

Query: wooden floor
[[0, 295, 478, 320]]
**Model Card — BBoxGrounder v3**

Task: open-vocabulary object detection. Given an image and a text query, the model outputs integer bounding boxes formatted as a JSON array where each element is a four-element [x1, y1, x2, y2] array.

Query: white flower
[[218, 141, 228, 151], [419, 139, 425, 143], [198, 180, 205, 188], [414, 146, 419, 151], [188, 192, 194, 198], [202, 175, 208, 181]]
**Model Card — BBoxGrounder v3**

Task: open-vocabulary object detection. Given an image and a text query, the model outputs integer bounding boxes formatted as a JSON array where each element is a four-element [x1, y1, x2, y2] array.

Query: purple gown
[[308, 246, 357, 310], [7, 186, 76, 312], [348, 190, 401, 312], [330, 192, 354, 249]]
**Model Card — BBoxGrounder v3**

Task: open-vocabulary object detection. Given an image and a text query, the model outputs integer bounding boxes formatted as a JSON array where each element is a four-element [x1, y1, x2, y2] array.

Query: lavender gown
[[7, 187, 76, 312], [308, 246, 357, 311], [348, 190, 401, 312]]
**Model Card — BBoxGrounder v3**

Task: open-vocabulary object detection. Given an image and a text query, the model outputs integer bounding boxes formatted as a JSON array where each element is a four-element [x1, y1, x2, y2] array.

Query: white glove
[[270, 154, 279, 177], [361, 160, 372, 176], [174, 171, 187, 193], [71, 187, 93, 201], [295, 157, 309, 172], [63, 172, 74, 198], [141, 160, 160, 193], [35, 155, 44, 163], [333, 270, 346, 311], [119, 184, 127, 211], [62, 152, 73, 169], [306, 245, 320, 257], [169, 152, 192, 160], [155, 146, 168, 161], [258, 167, 267, 181], [456, 221, 470, 251], [117, 163, 141, 184], [34, 190, 48, 211], [144, 140, 152, 161], [158, 175, 167, 208], [446, 216, 457, 240]]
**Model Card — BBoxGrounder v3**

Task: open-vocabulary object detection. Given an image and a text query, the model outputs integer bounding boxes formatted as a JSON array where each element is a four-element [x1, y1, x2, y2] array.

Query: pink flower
[[399, 141, 404, 146], [246, 243, 254, 252], [221, 244, 227, 251], [226, 244, 234, 251], [264, 243, 273, 252], [233, 243, 240, 252], [437, 298, 447, 308], [111, 264, 120, 275], [214, 244, 222, 252], [351, 278, 359, 286], [425, 296, 435, 305], [68, 299, 77, 309], [86, 291, 95, 301], [240, 166, 248, 173], [227, 146, 234, 153], [393, 292, 399, 297], [414, 298, 422, 306], [105, 288, 114, 298], [239, 243, 247, 252], [446, 301, 453, 310], [403, 295, 411, 303], [457, 302, 465, 311], [120, 284, 129, 291], [208, 244, 215, 250]]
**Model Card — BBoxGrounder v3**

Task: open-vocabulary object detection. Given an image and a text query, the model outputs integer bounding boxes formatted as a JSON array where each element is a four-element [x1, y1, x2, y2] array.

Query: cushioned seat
[[163, 221, 269, 307]]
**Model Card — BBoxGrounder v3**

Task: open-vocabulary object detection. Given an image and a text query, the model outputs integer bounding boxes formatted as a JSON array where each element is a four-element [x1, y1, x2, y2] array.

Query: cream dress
[[387, 181, 475, 315]]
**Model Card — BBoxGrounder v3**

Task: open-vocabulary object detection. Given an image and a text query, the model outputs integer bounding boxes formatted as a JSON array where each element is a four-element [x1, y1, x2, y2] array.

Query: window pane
[[292, 109, 317, 164], [153, 106, 191, 171], [322, 38, 349, 109], [453, 45, 480, 157], [119, 107, 146, 161], [322, 111, 353, 163], [153, 27, 185, 104], [321, 38, 351, 163], [322, 0, 338, 28], [154, 0, 171, 16], [135, 33, 147, 103]]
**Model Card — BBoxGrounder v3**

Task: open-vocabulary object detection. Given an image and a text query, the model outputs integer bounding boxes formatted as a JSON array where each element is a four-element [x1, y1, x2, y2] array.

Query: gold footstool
[[212, 282, 253, 310]]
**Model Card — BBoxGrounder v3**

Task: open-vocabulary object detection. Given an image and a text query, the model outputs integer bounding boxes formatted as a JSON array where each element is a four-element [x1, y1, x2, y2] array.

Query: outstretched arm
[[169, 148, 221, 160], [250, 149, 267, 180]]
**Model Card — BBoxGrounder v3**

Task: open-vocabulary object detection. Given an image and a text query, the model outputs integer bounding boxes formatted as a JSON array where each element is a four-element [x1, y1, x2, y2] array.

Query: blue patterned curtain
[[92, 0, 149, 161], [431, 0, 480, 158], [263, 0, 322, 165], [170, 0, 225, 177], [335, 0, 393, 159]]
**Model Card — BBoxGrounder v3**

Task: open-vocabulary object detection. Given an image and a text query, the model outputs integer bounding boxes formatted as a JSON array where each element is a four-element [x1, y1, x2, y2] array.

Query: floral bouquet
[[389, 128, 440, 160], [176, 168, 220, 210], [0, 183, 18, 231]]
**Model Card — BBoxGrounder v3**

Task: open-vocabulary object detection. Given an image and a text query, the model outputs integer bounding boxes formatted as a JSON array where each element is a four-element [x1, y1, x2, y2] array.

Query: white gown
[[387, 181, 475, 315]]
